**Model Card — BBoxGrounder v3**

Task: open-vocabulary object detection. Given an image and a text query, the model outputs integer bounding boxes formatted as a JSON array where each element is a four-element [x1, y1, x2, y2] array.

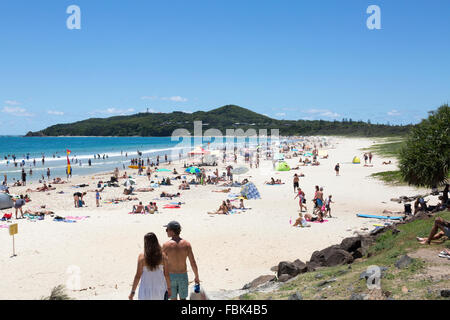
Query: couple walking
[[129, 221, 200, 300]]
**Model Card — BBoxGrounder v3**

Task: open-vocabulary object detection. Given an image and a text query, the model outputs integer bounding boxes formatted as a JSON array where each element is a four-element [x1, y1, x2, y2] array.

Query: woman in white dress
[[129, 232, 171, 300]]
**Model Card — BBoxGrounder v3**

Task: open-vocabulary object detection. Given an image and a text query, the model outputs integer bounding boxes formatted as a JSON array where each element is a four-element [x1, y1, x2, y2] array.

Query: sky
[[0, 0, 449, 135]]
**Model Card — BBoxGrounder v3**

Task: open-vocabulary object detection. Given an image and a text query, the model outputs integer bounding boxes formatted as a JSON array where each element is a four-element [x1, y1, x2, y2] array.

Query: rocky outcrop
[[242, 275, 276, 290], [309, 245, 354, 267]]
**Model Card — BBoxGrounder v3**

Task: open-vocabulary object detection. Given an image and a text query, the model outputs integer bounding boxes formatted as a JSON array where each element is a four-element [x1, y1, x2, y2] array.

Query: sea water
[[0, 136, 268, 182]]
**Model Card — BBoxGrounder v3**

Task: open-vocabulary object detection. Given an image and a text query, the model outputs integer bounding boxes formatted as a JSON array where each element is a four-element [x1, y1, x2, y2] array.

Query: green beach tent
[[275, 161, 290, 171]]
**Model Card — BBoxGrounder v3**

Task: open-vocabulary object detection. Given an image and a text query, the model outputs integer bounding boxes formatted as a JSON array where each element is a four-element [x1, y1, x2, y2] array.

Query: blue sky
[[0, 0, 449, 135]]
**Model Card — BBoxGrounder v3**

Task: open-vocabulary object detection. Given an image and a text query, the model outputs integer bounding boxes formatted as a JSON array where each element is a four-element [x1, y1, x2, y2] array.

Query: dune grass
[[371, 170, 406, 185]]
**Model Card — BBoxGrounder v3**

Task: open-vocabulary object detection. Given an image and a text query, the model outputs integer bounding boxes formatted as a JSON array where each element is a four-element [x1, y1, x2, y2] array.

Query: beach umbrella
[[185, 166, 201, 174], [124, 179, 136, 187], [231, 166, 249, 175]]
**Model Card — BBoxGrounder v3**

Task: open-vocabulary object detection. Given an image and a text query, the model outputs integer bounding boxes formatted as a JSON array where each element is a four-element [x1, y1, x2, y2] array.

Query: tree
[[398, 104, 450, 187]]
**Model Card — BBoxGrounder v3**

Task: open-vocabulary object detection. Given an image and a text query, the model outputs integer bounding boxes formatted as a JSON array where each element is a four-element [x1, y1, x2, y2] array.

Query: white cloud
[[4, 100, 21, 106], [141, 95, 188, 102], [47, 110, 64, 116], [1, 106, 33, 117], [387, 109, 401, 116], [89, 108, 135, 116], [275, 112, 286, 117], [304, 108, 340, 118], [161, 96, 188, 102]]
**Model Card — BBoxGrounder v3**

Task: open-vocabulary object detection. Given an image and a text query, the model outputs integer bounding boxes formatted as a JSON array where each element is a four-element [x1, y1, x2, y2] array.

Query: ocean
[[0, 136, 270, 183]]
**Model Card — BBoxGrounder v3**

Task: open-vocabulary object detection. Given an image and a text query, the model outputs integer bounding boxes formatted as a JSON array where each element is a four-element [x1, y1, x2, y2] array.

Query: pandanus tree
[[399, 104, 450, 188]]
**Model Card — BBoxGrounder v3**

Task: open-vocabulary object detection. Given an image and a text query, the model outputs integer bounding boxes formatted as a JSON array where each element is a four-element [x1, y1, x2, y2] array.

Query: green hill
[[26, 105, 412, 137]]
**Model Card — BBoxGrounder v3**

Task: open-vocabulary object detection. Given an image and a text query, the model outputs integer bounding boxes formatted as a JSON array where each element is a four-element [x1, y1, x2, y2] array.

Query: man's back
[[163, 238, 191, 274]]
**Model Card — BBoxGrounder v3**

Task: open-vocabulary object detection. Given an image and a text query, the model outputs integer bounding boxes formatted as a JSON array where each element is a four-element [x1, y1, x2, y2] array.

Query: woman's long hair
[[143, 233, 163, 271]]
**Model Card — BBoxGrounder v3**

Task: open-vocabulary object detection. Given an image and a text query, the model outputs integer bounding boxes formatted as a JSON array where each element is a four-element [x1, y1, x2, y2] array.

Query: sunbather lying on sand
[[26, 183, 56, 192], [52, 177, 66, 184], [135, 188, 154, 192], [305, 212, 324, 223], [24, 209, 55, 216], [212, 188, 231, 193], [208, 201, 229, 215], [265, 178, 283, 185], [110, 196, 139, 202], [160, 192, 180, 199]]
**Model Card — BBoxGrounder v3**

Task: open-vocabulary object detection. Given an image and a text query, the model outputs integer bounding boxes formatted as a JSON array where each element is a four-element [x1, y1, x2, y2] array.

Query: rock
[[277, 261, 301, 278], [335, 269, 349, 277], [270, 266, 278, 272], [340, 236, 362, 253], [288, 291, 303, 300], [317, 278, 337, 287], [310, 245, 353, 267], [395, 255, 413, 269], [306, 261, 320, 272], [350, 293, 366, 300], [242, 275, 276, 290], [278, 274, 293, 282], [441, 290, 450, 298], [292, 259, 308, 273], [315, 273, 324, 279], [352, 247, 365, 259]]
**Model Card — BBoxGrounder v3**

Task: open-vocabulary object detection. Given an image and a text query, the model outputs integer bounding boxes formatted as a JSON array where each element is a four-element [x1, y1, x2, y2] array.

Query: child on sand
[[292, 212, 310, 228], [325, 195, 333, 217]]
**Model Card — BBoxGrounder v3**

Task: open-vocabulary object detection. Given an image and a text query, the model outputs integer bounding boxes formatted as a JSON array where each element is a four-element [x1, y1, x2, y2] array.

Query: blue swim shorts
[[169, 273, 189, 299]]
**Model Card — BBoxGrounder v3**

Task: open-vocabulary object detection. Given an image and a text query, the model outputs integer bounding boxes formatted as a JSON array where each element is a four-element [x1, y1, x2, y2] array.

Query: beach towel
[[170, 202, 185, 205], [2, 213, 12, 220], [0, 224, 8, 229], [66, 216, 89, 220], [163, 205, 180, 209]]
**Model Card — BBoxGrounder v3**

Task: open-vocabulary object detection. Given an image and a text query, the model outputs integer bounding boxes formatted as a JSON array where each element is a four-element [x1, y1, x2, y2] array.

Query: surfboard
[[357, 214, 403, 220], [128, 165, 146, 169]]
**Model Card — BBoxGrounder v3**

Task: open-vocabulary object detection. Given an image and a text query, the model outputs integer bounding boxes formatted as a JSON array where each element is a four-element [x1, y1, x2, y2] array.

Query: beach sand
[[0, 137, 433, 300]]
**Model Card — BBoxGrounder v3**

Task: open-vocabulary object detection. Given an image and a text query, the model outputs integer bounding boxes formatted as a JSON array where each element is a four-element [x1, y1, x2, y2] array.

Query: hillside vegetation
[[26, 105, 412, 137]]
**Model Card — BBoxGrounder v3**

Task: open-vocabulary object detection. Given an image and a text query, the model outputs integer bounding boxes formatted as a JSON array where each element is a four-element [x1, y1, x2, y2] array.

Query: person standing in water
[[129, 233, 171, 300]]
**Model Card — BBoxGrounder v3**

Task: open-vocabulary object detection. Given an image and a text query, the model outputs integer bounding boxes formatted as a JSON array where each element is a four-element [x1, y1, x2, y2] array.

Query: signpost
[[9, 223, 18, 257]]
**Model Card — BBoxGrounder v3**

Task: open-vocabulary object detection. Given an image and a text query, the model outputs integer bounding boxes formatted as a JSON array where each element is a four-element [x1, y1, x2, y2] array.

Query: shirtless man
[[162, 221, 200, 300]]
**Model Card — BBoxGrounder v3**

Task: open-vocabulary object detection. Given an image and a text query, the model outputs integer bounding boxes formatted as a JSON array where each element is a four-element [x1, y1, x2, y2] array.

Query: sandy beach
[[0, 136, 433, 300]]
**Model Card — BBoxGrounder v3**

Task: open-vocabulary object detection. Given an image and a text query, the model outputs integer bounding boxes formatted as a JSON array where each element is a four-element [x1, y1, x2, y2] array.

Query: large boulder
[[292, 259, 308, 273], [306, 261, 320, 272], [310, 245, 354, 267], [278, 274, 293, 282], [340, 237, 362, 253], [242, 275, 276, 290], [277, 261, 302, 278]]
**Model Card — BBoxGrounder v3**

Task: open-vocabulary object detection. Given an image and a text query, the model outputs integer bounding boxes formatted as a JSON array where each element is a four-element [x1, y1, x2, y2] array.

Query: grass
[[362, 140, 405, 159], [371, 170, 406, 185], [40, 285, 73, 300], [238, 210, 450, 300]]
